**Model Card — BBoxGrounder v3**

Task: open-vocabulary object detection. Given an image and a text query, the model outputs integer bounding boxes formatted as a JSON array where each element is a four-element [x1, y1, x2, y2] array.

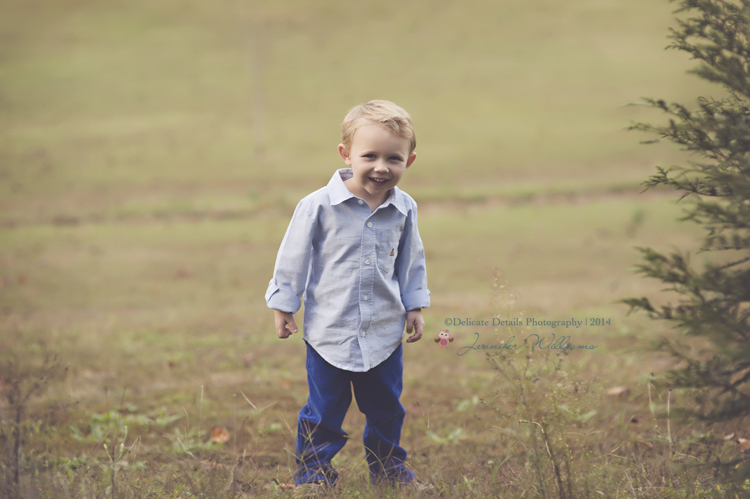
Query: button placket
[[358, 215, 377, 344]]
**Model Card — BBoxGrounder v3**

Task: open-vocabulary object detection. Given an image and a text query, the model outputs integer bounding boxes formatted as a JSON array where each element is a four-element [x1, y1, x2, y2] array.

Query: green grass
[[1, 0, 746, 497]]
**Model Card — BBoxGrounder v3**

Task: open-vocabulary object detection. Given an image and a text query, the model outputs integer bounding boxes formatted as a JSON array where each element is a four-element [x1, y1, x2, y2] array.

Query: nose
[[373, 161, 389, 172]]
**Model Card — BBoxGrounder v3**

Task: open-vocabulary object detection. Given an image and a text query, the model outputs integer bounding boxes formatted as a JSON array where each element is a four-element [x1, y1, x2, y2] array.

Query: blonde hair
[[341, 100, 416, 154]]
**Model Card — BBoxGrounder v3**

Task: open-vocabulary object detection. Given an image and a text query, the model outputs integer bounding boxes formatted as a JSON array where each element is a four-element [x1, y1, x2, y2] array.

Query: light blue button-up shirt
[[265, 168, 431, 372]]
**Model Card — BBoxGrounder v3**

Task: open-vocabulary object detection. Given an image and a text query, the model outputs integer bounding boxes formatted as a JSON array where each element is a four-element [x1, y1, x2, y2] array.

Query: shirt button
[[367, 222, 373, 228], [363, 295, 369, 301], [365, 258, 370, 265], [361, 331, 366, 337], [358, 200, 363, 205]]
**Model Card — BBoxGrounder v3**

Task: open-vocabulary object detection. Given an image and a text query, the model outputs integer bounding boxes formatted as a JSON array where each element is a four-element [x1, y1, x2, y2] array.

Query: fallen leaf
[[737, 438, 750, 454], [210, 426, 230, 443], [723, 433, 736, 441], [606, 386, 630, 396], [278, 483, 295, 491], [635, 438, 654, 448]]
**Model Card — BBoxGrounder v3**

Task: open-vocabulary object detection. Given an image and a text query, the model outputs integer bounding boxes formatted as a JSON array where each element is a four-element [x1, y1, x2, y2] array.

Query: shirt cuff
[[265, 282, 302, 313], [401, 289, 430, 312]]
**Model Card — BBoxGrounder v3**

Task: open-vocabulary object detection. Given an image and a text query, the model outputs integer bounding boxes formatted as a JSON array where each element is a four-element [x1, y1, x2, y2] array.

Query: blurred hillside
[[1, 0, 715, 225]]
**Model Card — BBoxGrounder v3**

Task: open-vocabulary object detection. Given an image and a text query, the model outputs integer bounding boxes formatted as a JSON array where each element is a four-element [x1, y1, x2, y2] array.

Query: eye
[[389, 156, 403, 162], [363, 154, 376, 159]]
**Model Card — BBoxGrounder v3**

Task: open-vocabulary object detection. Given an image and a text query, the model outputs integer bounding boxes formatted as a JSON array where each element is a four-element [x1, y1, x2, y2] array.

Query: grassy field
[[1, 0, 745, 497]]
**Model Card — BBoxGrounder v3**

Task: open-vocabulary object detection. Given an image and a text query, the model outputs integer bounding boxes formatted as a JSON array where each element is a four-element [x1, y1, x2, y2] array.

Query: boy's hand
[[274, 310, 298, 339], [405, 309, 424, 343]]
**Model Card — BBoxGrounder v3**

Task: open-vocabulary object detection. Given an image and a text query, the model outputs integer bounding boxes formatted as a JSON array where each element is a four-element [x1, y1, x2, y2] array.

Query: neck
[[344, 179, 390, 212]]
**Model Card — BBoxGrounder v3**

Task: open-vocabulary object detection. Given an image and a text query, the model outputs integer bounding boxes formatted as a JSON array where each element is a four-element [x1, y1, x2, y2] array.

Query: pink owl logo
[[434, 330, 454, 348]]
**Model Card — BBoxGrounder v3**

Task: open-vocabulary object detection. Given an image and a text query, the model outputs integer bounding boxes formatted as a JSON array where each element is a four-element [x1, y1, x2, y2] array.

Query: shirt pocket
[[376, 230, 401, 275]]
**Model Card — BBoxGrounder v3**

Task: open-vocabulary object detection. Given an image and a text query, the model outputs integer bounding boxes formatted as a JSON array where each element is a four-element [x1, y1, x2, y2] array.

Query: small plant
[[70, 409, 151, 443], [490, 336, 583, 499], [0, 354, 63, 499], [102, 425, 142, 499], [485, 270, 605, 498]]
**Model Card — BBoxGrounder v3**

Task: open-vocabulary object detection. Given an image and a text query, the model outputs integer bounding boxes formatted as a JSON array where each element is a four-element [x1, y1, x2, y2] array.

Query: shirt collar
[[327, 168, 409, 216]]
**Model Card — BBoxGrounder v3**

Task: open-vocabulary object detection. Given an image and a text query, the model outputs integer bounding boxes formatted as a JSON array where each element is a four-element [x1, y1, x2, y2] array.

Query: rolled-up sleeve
[[265, 198, 316, 313], [395, 201, 430, 311]]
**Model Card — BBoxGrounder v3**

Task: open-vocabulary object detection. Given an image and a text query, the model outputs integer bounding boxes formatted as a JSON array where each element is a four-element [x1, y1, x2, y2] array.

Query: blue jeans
[[294, 341, 415, 486]]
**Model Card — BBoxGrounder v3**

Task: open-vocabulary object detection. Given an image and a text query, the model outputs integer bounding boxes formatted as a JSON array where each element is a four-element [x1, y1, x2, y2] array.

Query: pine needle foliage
[[624, 0, 750, 425]]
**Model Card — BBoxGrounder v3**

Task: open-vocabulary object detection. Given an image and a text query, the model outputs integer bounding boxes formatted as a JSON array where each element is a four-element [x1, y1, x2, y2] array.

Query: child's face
[[338, 124, 416, 202]]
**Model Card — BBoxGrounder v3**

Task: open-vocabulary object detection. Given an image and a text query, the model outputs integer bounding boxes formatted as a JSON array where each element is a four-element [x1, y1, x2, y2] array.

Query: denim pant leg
[[295, 342, 352, 485], [351, 343, 415, 483]]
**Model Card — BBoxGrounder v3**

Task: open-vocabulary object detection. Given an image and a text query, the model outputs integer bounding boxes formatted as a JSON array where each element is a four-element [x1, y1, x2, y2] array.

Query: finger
[[287, 318, 298, 334], [406, 320, 419, 342], [280, 325, 294, 338]]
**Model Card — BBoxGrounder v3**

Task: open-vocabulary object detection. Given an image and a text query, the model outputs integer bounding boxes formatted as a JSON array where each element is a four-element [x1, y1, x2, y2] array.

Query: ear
[[338, 144, 351, 165], [405, 151, 417, 169]]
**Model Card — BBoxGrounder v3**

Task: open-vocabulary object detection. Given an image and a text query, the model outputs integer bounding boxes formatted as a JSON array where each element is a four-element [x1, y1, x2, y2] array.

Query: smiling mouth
[[369, 177, 389, 185]]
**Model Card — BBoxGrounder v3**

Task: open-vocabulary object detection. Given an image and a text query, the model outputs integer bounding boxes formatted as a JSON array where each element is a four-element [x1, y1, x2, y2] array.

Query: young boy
[[265, 100, 430, 492]]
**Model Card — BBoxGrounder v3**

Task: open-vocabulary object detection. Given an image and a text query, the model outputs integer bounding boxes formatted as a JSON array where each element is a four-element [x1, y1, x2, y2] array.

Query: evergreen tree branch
[[625, 0, 750, 431]]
